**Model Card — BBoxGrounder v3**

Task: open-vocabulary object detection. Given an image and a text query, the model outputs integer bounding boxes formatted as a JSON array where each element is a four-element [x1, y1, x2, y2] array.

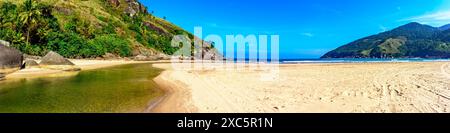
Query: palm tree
[[19, 0, 41, 44]]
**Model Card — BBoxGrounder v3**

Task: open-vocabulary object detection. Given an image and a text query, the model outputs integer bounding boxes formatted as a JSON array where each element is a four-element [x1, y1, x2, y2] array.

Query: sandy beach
[[152, 61, 450, 113], [5, 59, 450, 113]]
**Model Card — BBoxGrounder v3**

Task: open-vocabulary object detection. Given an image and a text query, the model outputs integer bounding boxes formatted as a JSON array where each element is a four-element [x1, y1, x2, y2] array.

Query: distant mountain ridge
[[439, 24, 450, 31], [321, 22, 450, 58]]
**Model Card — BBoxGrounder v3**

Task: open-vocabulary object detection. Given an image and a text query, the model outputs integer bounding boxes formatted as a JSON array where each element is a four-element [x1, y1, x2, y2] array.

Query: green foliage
[[46, 32, 88, 58], [102, 22, 116, 34], [63, 15, 95, 39], [0, 0, 209, 58], [147, 34, 177, 55], [89, 34, 132, 57]]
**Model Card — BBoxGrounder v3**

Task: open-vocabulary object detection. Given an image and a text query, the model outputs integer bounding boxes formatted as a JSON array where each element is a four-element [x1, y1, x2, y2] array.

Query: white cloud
[[402, 10, 450, 26], [300, 32, 314, 37]]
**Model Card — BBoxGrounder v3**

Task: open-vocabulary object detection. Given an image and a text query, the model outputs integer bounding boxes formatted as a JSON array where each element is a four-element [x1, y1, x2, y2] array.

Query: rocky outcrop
[[0, 43, 23, 81], [108, 0, 120, 7], [124, 0, 147, 16], [40, 51, 80, 71], [143, 21, 166, 34], [40, 51, 75, 65], [191, 39, 224, 60], [0, 44, 23, 71]]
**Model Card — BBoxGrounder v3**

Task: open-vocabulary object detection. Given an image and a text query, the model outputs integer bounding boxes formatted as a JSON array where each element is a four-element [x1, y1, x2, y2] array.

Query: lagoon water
[[0, 63, 162, 113]]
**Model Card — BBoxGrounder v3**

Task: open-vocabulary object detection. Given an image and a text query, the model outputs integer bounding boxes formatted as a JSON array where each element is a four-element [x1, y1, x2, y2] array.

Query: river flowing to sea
[[0, 63, 163, 113]]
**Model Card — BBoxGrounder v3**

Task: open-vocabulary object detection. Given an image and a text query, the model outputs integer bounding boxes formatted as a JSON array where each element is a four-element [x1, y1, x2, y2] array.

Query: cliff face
[[322, 22, 450, 58], [0, 0, 222, 60]]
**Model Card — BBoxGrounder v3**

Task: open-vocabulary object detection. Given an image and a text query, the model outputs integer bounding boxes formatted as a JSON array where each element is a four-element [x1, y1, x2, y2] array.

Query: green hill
[[321, 22, 450, 58], [0, 0, 219, 59]]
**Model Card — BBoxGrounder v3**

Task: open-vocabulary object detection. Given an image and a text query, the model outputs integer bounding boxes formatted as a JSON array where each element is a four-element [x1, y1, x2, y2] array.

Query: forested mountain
[[0, 0, 219, 59], [321, 22, 450, 58]]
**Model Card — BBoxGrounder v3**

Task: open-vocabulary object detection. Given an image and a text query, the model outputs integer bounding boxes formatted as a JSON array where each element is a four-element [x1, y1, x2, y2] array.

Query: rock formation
[[40, 51, 80, 71], [40, 51, 75, 66], [0, 43, 23, 80]]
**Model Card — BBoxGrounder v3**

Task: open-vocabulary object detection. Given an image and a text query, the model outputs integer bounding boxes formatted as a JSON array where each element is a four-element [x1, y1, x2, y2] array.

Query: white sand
[[152, 62, 450, 113]]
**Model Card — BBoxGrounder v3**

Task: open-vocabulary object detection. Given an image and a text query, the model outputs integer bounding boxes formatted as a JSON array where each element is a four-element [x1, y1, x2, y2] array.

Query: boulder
[[22, 60, 39, 69], [39, 51, 80, 71], [40, 51, 75, 65], [0, 44, 23, 72]]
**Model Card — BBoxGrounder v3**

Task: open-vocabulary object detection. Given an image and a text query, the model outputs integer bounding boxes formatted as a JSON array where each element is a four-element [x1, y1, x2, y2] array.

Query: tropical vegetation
[[0, 0, 208, 58]]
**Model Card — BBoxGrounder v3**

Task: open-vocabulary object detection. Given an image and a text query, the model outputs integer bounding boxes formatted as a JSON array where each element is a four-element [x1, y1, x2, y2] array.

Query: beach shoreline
[[151, 61, 450, 113], [4, 60, 450, 113], [4, 59, 170, 80]]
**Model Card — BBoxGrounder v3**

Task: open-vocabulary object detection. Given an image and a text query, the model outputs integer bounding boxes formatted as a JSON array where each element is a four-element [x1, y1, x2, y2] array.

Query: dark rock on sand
[[0, 43, 22, 81], [40, 51, 75, 66], [0, 44, 23, 70]]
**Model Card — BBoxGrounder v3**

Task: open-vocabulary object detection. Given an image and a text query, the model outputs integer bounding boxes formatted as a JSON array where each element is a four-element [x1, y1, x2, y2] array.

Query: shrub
[[89, 34, 131, 57], [81, 41, 106, 58], [47, 32, 88, 58]]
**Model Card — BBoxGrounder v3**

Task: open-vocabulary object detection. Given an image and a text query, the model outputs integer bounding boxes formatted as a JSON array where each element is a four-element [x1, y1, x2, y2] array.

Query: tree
[[0, 2, 19, 29], [19, 0, 41, 44]]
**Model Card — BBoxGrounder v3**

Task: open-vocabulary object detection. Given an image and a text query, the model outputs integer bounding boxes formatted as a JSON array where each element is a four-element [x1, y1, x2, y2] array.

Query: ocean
[[279, 58, 450, 64]]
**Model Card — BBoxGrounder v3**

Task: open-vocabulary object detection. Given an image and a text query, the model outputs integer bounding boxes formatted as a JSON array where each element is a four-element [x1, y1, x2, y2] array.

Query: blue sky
[[140, 0, 450, 59]]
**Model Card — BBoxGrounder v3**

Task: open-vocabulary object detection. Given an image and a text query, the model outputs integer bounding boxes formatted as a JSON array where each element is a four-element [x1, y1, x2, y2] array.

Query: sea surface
[[232, 58, 450, 64], [280, 58, 450, 64]]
